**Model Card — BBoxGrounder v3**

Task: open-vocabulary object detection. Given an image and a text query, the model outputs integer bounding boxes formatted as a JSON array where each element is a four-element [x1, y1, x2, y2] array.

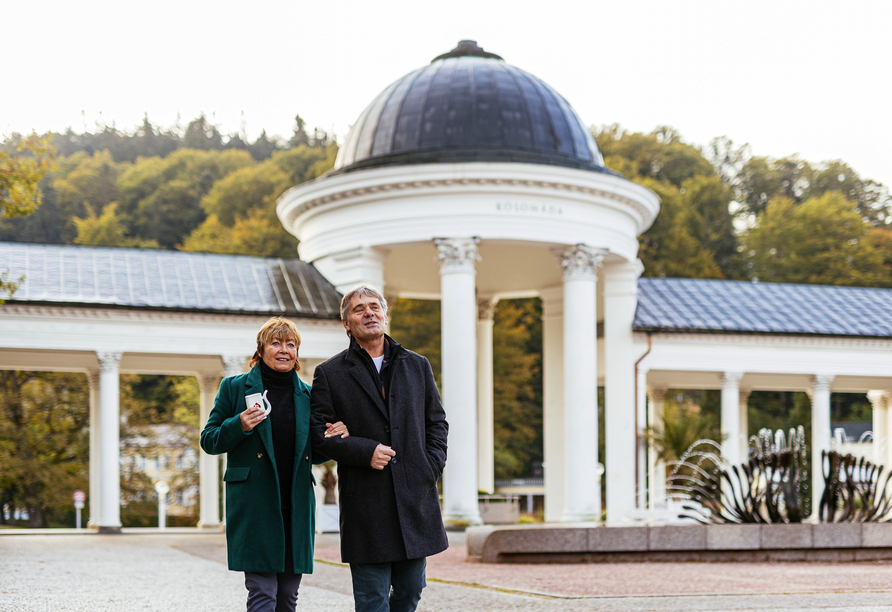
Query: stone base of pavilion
[[466, 523, 892, 563]]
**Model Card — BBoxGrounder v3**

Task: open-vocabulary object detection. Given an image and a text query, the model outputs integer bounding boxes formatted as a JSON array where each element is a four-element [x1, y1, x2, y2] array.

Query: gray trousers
[[244, 571, 302, 612]]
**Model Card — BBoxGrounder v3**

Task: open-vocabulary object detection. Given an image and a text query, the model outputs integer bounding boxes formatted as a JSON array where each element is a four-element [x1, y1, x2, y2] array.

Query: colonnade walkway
[[2, 531, 892, 611]]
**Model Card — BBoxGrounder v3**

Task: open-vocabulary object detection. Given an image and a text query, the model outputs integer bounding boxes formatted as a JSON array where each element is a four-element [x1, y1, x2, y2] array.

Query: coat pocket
[[223, 466, 250, 482]]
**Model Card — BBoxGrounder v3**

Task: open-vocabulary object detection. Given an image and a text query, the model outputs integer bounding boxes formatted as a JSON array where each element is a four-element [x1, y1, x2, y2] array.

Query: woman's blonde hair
[[249, 316, 301, 371]]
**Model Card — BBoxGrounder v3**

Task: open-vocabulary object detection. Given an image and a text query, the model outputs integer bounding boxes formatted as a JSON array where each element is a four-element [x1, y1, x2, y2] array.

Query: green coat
[[200, 365, 318, 574]]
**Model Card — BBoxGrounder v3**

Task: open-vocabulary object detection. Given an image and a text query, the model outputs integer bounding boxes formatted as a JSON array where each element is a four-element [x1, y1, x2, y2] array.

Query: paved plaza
[[2, 530, 892, 611]]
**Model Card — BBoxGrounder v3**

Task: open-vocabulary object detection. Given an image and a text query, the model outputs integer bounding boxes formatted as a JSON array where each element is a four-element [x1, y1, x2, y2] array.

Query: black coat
[[310, 337, 449, 564]]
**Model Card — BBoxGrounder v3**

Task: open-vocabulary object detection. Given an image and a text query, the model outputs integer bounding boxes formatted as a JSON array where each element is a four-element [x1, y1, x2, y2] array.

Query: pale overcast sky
[[5, 1, 891, 187]]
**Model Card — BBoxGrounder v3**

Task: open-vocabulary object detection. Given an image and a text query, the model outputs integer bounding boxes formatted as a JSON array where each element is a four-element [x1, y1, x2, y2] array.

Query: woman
[[201, 316, 346, 612]]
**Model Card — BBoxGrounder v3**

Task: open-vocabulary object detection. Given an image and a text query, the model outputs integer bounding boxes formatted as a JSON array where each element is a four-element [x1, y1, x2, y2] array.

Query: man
[[310, 284, 448, 612]]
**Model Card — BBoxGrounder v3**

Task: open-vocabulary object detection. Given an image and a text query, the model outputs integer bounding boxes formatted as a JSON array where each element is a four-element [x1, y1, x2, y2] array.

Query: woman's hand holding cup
[[240, 405, 266, 432]]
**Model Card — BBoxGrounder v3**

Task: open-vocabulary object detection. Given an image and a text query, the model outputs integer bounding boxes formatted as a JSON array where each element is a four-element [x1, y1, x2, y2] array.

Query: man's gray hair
[[339, 284, 389, 321]]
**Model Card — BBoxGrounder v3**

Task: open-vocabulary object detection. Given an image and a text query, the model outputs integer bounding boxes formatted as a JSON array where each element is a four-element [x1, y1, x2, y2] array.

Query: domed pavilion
[[278, 41, 661, 524]]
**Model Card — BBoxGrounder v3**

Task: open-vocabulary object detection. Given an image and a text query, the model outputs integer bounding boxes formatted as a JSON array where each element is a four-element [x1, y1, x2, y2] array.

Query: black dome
[[333, 41, 607, 174]]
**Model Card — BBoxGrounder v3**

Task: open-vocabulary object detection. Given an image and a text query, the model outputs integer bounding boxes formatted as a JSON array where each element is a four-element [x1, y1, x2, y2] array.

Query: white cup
[[245, 390, 272, 418]]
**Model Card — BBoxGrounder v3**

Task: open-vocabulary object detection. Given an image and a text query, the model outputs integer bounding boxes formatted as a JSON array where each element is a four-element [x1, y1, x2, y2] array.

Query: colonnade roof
[[0, 242, 341, 319], [635, 277, 892, 337]]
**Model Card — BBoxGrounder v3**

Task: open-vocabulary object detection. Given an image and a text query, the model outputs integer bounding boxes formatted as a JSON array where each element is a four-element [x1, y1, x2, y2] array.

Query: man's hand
[[240, 405, 266, 432], [371, 444, 396, 470]]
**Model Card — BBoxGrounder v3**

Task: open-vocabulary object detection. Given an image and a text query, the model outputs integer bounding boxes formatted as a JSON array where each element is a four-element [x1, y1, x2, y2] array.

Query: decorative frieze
[[286, 175, 655, 227]]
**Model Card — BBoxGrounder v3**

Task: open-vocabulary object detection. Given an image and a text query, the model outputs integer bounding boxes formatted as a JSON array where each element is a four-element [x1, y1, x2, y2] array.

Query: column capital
[[739, 388, 753, 404], [434, 237, 480, 274], [222, 355, 250, 378], [556, 244, 607, 281], [198, 375, 221, 394], [867, 390, 891, 410], [477, 297, 498, 321], [86, 369, 100, 390], [722, 371, 744, 387], [647, 386, 668, 403], [813, 374, 835, 394], [96, 352, 122, 373]]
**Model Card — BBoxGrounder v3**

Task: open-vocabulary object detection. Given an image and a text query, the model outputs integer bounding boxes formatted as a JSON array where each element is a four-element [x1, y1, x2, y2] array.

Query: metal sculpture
[[668, 427, 892, 523], [667, 427, 810, 524], [818, 450, 892, 522]]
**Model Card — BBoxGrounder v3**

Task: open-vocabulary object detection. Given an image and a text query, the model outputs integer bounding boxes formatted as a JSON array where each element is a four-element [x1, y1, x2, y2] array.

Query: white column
[[811, 374, 834, 517], [558, 244, 606, 522], [603, 259, 640, 524], [435, 238, 482, 525], [198, 375, 221, 528], [97, 352, 122, 532], [739, 388, 752, 460], [476, 297, 497, 495], [86, 370, 101, 528], [867, 391, 888, 467], [721, 372, 744, 467], [646, 386, 667, 509], [541, 286, 565, 522]]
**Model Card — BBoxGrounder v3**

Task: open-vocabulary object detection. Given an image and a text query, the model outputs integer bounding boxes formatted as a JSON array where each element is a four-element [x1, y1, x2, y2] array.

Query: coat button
[[385, 426, 390, 433], [257, 453, 263, 459], [392, 458, 398, 464], [304, 455, 309, 461]]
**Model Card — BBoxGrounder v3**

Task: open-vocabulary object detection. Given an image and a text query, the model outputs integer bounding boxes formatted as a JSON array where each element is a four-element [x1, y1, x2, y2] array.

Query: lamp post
[[154, 481, 170, 530]]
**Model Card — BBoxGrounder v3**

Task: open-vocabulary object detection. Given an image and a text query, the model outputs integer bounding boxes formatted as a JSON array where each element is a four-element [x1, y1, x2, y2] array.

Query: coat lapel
[[245, 365, 278, 476], [345, 350, 389, 420]]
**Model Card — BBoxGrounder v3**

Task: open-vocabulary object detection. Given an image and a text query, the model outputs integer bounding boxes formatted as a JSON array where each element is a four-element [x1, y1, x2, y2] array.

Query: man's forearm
[[313, 433, 381, 468]]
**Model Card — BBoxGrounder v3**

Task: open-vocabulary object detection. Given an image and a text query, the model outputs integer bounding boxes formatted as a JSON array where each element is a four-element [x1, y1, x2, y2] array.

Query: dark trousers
[[349, 558, 426, 612], [244, 571, 302, 612]]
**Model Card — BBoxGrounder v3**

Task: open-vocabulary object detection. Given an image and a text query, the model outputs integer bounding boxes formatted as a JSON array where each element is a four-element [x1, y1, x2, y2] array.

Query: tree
[[1, 133, 56, 218], [180, 145, 336, 257], [492, 299, 543, 479], [52, 150, 124, 225], [117, 148, 255, 248], [744, 193, 889, 286], [183, 114, 225, 150], [179, 210, 298, 257], [0, 371, 89, 527], [596, 125, 739, 279], [0, 133, 56, 298], [73, 202, 159, 248]]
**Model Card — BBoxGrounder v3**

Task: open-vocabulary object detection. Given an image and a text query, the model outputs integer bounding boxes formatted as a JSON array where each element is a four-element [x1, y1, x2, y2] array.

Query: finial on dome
[[432, 40, 503, 63]]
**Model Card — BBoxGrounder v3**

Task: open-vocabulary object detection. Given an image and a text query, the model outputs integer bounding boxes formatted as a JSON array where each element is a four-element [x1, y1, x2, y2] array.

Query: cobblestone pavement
[[2, 531, 892, 611]]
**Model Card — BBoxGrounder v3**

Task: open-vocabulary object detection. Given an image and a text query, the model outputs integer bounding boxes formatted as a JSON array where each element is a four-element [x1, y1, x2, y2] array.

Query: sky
[[5, 0, 891, 187]]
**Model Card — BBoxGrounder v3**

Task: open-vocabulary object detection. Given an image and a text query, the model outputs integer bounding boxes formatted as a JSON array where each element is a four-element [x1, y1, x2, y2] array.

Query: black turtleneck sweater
[[260, 360, 295, 512]]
